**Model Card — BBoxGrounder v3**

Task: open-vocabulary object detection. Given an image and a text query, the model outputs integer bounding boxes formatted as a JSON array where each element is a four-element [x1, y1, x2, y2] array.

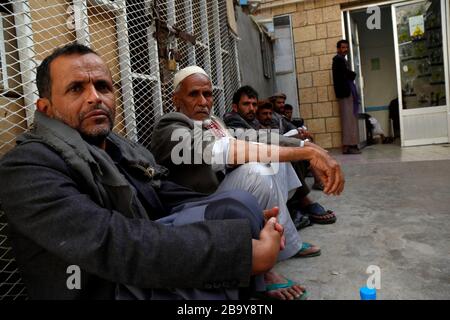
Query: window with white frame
[[0, 5, 16, 93], [126, 0, 163, 146], [71, 0, 162, 146], [154, 0, 241, 118], [0, 0, 241, 157]]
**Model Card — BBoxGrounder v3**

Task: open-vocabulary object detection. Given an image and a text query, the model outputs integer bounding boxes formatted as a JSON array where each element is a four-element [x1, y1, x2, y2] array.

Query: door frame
[[344, 11, 368, 146], [346, 13, 366, 113], [392, 0, 450, 146], [342, 0, 450, 147]]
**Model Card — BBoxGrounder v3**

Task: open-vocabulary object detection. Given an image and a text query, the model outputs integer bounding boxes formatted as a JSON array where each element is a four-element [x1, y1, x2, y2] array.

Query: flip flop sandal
[[291, 210, 312, 230], [253, 279, 309, 300], [294, 242, 322, 258], [303, 203, 337, 224]]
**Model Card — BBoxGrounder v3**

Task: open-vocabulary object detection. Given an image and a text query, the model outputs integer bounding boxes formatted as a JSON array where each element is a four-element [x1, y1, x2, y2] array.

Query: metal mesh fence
[[0, 0, 241, 300], [0, 0, 241, 154], [0, 209, 28, 300]]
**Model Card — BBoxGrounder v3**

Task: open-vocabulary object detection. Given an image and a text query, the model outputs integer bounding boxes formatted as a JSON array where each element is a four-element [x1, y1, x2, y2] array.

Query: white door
[[349, 16, 365, 113], [346, 12, 367, 146], [392, 0, 450, 146]]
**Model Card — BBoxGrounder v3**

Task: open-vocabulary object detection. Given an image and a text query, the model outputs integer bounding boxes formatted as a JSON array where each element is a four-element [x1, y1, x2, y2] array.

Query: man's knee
[[235, 164, 276, 193], [239, 163, 275, 177], [204, 190, 264, 238]]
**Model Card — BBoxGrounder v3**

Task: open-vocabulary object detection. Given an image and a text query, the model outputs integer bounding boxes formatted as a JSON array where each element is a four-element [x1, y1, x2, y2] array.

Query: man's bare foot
[[294, 242, 321, 258], [263, 271, 306, 300]]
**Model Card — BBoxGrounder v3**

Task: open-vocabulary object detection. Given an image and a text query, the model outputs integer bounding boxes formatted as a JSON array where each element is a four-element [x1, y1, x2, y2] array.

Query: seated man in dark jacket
[[225, 86, 337, 226], [282, 104, 313, 141], [283, 103, 294, 122], [268, 92, 298, 135], [0, 43, 284, 300]]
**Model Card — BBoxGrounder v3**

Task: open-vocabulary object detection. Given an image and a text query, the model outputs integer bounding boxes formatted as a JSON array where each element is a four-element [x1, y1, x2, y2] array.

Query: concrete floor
[[275, 141, 450, 300]]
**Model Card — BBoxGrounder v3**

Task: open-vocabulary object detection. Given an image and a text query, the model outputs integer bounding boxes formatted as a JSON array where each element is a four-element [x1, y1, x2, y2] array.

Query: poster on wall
[[409, 15, 425, 37]]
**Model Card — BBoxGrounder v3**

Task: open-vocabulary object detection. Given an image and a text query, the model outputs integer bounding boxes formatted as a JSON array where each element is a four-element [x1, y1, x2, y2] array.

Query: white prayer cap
[[173, 66, 210, 90]]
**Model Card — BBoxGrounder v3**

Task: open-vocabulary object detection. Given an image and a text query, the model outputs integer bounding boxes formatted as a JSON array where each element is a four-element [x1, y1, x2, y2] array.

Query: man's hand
[[297, 128, 312, 141], [305, 146, 344, 196], [262, 207, 285, 250], [251, 217, 282, 275], [305, 140, 327, 153], [228, 135, 344, 197]]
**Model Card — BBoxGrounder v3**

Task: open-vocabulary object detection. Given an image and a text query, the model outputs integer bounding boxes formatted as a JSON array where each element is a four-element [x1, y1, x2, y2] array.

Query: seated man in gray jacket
[[225, 86, 337, 226], [0, 43, 284, 300], [151, 66, 344, 300]]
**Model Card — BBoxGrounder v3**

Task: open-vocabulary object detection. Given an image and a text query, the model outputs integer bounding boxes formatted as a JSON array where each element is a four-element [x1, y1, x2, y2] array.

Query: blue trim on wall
[[365, 105, 389, 112]]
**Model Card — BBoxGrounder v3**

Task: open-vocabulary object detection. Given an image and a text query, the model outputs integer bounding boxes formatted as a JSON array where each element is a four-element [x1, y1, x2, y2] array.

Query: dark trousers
[[117, 190, 265, 300], [286, 161, 311, 212]]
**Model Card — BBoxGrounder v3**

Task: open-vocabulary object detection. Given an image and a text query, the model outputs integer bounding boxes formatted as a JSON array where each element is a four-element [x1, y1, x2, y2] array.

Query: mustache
[[196, 106, 210, 114], [80, 104, 113, 121]]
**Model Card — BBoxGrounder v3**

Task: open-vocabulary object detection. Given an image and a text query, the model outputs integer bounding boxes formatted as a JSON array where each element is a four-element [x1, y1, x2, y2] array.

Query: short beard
[[77, 104, 114, 147], [48, 100, 115, 147], [245, 113, 255, 122], [80, 129, 110, 147]]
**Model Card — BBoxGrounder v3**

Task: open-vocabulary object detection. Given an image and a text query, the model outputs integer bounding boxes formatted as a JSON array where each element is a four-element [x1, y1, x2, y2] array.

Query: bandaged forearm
[[283, 129, 299, 137], [227, 139, 316, 165], [210, 137, 231, 172]]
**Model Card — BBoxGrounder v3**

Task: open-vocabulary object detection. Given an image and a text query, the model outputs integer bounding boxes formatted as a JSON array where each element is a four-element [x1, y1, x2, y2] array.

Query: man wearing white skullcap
[[173, 65, 209, 91], [171, 66, 214, 121], [151, 66, 344, 300]]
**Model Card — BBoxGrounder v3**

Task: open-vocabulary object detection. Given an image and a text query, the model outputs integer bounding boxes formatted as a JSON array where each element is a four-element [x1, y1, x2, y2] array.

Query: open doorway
[[346, 5, 401, 145], [344, 0, 450, 147]]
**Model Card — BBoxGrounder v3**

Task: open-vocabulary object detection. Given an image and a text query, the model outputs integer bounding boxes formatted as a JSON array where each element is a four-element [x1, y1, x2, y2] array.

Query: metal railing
[[0, 209, 28, 300], [0, 0, 241, 154]]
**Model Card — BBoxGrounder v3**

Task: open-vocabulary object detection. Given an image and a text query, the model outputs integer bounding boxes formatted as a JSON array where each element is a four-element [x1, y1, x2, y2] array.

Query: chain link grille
[[0, 209, 28, 300], [0, 0, 241, 154], [0, 0, 241, 299]]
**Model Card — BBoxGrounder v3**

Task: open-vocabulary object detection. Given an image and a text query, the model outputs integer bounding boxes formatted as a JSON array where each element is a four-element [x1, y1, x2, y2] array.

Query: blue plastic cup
[[360, 286, 377, 300]]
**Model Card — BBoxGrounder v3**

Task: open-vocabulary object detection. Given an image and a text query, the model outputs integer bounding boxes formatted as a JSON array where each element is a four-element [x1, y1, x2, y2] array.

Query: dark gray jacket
[[151, 112, 223, 194], [223, 111, 301, 147], [0, 111, 252, 299], [332, 54, 357, 99]]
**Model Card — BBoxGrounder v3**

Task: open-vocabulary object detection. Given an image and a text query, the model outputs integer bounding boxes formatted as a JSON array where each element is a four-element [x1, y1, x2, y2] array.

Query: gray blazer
[[0, 112, 253, 299], [151, 112, 302, 193], [151, 112, 223, 194]]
